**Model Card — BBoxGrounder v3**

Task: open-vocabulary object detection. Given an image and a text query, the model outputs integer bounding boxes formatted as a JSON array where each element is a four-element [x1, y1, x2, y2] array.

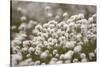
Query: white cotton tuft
[[45, 6, 51, 11], [24, 58, 32, 63], [21, 47, 28, 53], [65, 41, 75, 49], [63, 12, 68, 17], [80, 53, 86, 59], [64, 60, 71, 63], [59, 54, 65, 60], [55, 54, 59, 58], [12, 53, 23, 62], [11, 39, 21, 47], [20, 16, 27, 21], [40, 50, 49, 59], [28, 47, 35, 53], [56, 60, 63, 64], [89, 52, 95, 60], [23, 40, 30, 47], [17, 7, 22, 12], [41, 63, 46, 65], [53, 49, 58, 55], [73, 45, 82, 53], [64, 50, 74, 60], [77, 13, 84, 19], [73, 58, 79, 63], [49, 61, 56, 64], [34, 60, 40, 65], [49, 57, 57, 64], [81, 58, 88, 62]]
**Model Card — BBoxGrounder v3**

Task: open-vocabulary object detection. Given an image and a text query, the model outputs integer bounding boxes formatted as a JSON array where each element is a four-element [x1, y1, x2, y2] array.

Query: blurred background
[[11, 1, 96, 24]]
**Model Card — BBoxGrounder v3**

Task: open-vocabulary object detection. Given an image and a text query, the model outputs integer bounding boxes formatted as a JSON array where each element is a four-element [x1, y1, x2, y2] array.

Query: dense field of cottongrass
[[11, 2, 96, 67]]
